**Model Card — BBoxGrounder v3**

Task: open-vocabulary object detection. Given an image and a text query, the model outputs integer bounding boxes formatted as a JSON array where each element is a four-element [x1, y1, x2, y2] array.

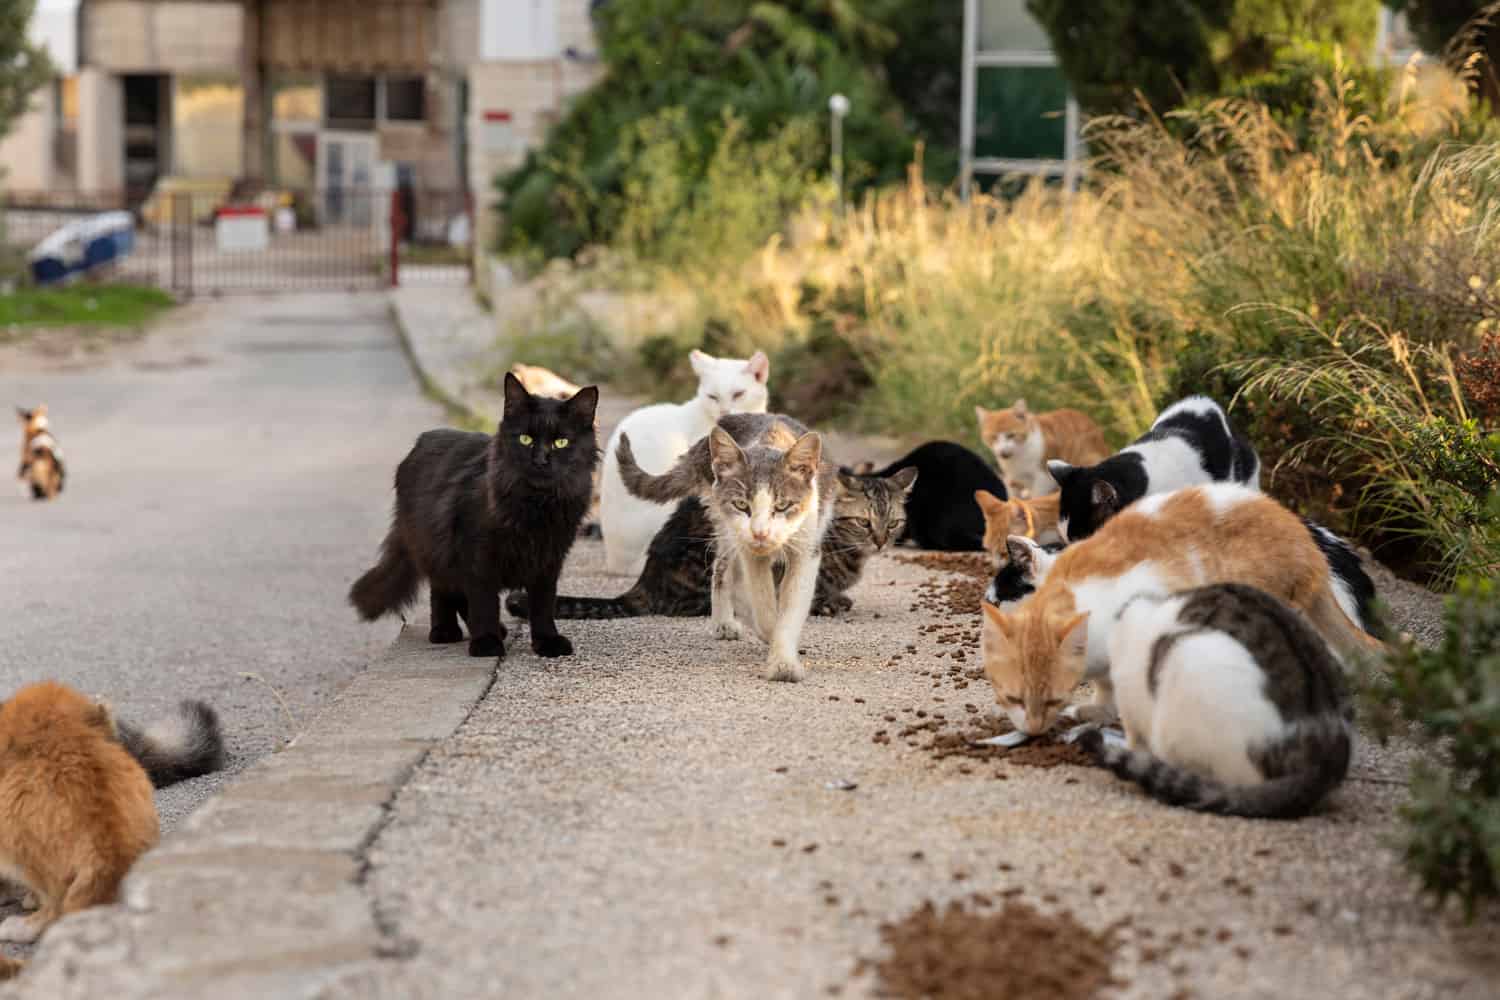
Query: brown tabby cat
[[975, 400, 1109, 498]]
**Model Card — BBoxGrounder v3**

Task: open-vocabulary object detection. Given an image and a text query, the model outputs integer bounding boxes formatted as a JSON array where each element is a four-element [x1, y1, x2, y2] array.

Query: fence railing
[[1, 188, 473, 296]]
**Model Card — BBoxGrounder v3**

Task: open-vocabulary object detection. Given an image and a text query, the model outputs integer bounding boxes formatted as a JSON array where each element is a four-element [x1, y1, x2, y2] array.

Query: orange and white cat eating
[[979, 483, 1386, 744]]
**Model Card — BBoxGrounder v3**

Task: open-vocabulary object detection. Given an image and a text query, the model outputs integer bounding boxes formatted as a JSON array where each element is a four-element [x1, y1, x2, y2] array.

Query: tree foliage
[[496, 0, 961, 260], [1026, 0, 1380, 114], [0, 0, 52, 145]]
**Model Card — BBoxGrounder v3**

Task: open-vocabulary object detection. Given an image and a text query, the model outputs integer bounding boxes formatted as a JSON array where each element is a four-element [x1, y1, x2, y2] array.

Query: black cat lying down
[[848, 441, 1007, 551]]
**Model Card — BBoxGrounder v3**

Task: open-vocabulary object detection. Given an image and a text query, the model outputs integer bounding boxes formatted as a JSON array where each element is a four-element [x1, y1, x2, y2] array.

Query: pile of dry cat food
[[859, 898, 1123, 1000]]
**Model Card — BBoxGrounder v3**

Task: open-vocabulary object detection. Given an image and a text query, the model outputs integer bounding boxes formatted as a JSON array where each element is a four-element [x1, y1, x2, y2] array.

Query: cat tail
[[1305, 580, 1388, 663], [615, 432, 709, 504], [114, 700, 227, 787], [349, 527, 420, 621], [505, 586, 651, 620], [1078, 717, 1351, 819]]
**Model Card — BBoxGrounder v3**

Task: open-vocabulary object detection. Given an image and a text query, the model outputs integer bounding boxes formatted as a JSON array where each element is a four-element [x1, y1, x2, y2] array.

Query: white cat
[[599, 349, 770, 575]]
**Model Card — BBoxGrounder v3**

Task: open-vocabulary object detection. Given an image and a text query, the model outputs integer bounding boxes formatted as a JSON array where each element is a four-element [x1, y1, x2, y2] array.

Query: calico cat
[[863, 441, 1007, 551], [616, 413, 835, 682], [975, 489, 1063, 557], [979, 483, 1386, 739], [506, 468, 915, 620], [1046, 395, 1260, 543], [0, 683, 160, 957], [599, 350, 770, 575], [350, 374, 600, 659], [1305, 518, 1379, 635], [16, 405, 65, 501], [1077, 583, 1353, 819], [984, 536, 1061, 609], [976, 400, 1111, 498]]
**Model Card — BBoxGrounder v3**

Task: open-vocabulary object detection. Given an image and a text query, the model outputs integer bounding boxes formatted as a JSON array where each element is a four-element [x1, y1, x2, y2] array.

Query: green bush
[[495, 0, 960, 261], [1364, 577, 1500, 916]]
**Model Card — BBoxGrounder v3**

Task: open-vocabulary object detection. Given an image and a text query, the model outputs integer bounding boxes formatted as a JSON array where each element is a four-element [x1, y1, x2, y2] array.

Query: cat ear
[[974, 489, 1005, 519], [15, 407, 27, 422], [563, 385, 600, 425], [33, 404, 45, 418], [1056, 612, 1090, 659], [745, 350, 770, 384], [502, 371, 533, 416], [1012, 399, 1028, 416], [1005, 535, 1035, 576], [890, 466, 918, 493], [708, 426, 747, 481], [982, 601, 1015, 638], [689, 349, 710, 376], [782, 432, 822, 480], [974, 405, 990, 423], [836, 470, 862, 493], [1090, 479, 1120, 515], [1046, 460, 1073, 488]]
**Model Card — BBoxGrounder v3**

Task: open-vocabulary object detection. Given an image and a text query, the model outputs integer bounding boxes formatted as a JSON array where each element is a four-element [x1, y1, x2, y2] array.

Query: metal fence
[[1, 188, 473, 296]]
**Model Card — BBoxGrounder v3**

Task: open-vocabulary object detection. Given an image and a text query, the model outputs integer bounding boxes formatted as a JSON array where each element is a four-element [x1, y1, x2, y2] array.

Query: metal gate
[[1, 188, 472, 296]]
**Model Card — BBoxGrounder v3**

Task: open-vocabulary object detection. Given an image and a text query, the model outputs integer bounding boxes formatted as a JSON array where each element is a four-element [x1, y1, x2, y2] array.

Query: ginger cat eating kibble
[[975, 400, 1109, 498], [979, 483, 1386, 739]]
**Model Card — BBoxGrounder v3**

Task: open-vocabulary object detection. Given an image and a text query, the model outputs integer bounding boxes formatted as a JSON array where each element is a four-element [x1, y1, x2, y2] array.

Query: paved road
[[0, 293, 438, 830]]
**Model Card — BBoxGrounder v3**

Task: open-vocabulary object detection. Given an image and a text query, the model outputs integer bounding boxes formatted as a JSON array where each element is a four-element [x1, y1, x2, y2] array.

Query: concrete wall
[[78, 68, 124, 193], [0, 90, 55, 191], [84, 0, 244, 74]]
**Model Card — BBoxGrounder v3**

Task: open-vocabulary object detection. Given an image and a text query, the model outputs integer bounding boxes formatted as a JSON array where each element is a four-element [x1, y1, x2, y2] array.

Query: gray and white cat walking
[[616, 413, 837, 682]]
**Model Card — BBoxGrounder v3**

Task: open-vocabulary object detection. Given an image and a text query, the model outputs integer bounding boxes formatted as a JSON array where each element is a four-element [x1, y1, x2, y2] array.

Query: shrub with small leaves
[[1364, 577, 1500, 915]]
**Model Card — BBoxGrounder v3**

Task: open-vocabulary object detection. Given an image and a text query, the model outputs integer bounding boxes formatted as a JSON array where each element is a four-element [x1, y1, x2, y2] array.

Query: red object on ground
[[216, 204, 266, 218]]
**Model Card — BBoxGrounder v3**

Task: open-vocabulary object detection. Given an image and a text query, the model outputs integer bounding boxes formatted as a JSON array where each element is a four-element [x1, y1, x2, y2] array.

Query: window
[[326, 75, 377, 127], [384, 77, 426, 122]]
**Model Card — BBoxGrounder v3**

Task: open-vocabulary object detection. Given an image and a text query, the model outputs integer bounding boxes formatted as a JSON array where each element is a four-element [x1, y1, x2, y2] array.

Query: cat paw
[[0, 915, 41, 944], [764, 654, 805, 683], [428, 623, 464, 645], [532, 634, 574, 658], [811, 595, 854, 617], [468, 634, 505, 659], [713, 620, 743, 641]]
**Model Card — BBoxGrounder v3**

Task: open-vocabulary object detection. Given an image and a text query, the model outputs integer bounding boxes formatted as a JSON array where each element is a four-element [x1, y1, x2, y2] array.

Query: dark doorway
[[123, 74, 170, 208]]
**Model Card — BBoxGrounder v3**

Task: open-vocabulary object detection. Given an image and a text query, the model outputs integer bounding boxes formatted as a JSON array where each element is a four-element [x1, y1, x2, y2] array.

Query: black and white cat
[[984, 536, 1061, 608], [1076, 582, 1354, 819], [1047, 396, 1259, 543], [857, 441, 1007, 551]]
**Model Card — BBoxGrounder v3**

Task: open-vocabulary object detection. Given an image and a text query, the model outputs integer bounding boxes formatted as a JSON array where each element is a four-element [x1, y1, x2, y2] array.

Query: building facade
[[2, 0, 601, 233]]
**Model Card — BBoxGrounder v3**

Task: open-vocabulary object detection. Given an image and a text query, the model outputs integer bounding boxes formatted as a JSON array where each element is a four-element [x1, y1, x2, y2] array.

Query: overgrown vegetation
[[495, 0, 960, 262], [0, 0, 51, 144], [1364, 577, 1500, 915]]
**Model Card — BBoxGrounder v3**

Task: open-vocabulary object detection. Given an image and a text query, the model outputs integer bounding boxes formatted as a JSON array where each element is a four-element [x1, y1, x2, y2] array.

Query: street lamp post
[[829, 93, 849, 219]]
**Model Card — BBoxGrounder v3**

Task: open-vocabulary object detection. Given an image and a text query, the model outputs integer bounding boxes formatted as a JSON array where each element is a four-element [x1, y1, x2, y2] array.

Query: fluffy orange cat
[[975, 489, 1062, 556], [975, 400, 1109, 498], [980, 483, 1386, 739], [0, 682, 159, 969]]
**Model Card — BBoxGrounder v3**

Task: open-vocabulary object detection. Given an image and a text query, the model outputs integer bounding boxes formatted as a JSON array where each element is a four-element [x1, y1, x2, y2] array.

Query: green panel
[[974, 66, 1067, 161]]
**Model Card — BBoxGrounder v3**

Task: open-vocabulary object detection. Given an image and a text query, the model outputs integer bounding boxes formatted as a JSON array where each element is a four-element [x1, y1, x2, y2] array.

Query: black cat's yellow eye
[[553, 438, 569, 449], [518, 434, 534, 446]]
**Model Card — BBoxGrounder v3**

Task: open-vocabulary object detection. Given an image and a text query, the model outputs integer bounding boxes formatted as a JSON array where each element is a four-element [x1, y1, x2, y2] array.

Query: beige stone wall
[[0, 92, 55, 191], [438, 0, 481, 71], [78, 68, 124, 193], [84, 1, 244, 74]]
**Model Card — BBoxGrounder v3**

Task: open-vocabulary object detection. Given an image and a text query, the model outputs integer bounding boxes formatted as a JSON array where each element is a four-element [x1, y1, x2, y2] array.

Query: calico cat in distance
[[1047, 396, 1260, 543], [975, 400, 1110, 498], [616, 413, 834, 682], [349, 374, 600, 659], [979, 483, 1386, 740], [16, 405, 65, 501], [0, 683, 162, 966], [1077, 583, 1354, 819], [506, 468, 915, 620], [599, 350, 770, 576], [861, 441, 1006, 551]]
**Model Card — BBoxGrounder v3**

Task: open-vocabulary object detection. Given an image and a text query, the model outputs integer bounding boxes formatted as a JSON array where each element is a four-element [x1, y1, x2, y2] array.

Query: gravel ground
[[350, 537, 1495, 999], [0, 293, 435, 957]]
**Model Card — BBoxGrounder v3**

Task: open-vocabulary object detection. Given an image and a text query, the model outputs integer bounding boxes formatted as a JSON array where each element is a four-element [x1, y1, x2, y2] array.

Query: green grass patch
[[0, 284, 174, 331]]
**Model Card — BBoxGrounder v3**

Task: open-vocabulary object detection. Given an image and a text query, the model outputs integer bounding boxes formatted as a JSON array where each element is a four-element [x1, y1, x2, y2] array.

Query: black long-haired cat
[[349, 373, 600, 659], [853, 441, 1007, 551]]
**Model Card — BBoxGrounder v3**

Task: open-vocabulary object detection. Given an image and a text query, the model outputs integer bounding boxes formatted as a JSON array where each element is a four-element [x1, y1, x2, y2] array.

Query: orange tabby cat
[[975, 400, 1109, 498], [975, 489, 1062, 556], [0, 682, 159, 962], [980, 483, 1386, 739]]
